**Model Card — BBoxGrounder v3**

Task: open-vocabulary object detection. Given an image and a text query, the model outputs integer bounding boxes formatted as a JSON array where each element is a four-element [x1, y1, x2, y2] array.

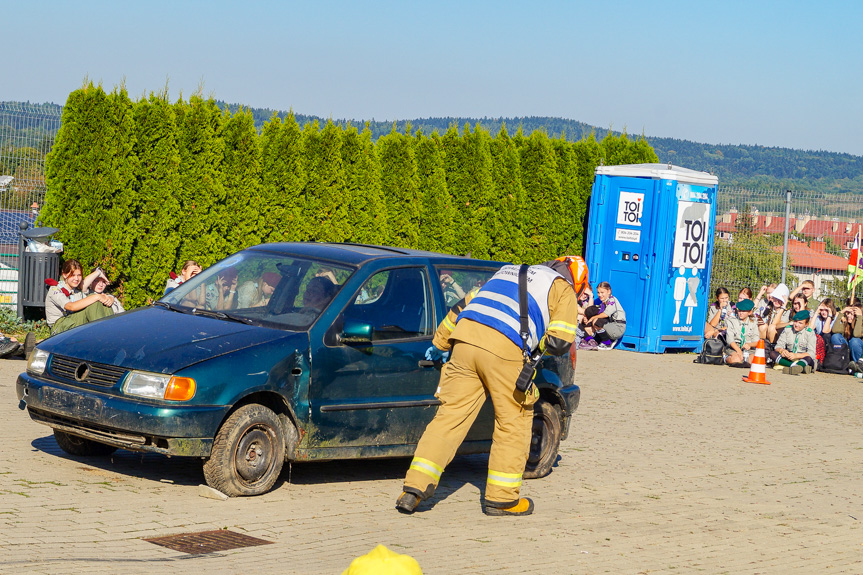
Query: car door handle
[[418, 360, 435, 367]]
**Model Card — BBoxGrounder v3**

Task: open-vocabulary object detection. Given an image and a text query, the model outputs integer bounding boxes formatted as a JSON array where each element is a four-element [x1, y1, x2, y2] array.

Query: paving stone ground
[[2, 349, 863, 574]]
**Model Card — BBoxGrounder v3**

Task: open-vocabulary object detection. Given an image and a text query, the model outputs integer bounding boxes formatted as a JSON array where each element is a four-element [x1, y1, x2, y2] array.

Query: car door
[[309, 264, 441, 451]]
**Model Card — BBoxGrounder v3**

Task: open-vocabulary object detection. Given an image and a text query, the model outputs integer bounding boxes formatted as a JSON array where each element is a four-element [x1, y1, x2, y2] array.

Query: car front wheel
[[203, 404, 286, 497], [523, 400, 562, 479]]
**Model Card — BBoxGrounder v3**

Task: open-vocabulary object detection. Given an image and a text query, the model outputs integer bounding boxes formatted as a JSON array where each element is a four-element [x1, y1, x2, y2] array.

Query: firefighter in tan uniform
[[396, 256, 587, 516]]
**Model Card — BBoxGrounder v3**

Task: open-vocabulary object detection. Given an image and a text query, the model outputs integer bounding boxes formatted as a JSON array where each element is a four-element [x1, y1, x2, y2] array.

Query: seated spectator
[[731, 287, 753, 317], [46, 259, 115, 335], [811, 298, 836, 335], [206, 268, 239, 310], [87, 270, 125, 314], [754, 283, 777, 317], [830, 299, 863, 367], [789, 280, 819, 313], [574, 283, 593, 348], [770, 293, 808, 342], [705, 287, 732, 341], [769, 310, 817, 374], [724, 299, 759, 366], [760, 283, 790, 342], [581, 281, 625, 350], [302, 276, 337, 312], [238, 272, 281, 308], [439, 270, 466, 307], [165, 260, 202, 295]]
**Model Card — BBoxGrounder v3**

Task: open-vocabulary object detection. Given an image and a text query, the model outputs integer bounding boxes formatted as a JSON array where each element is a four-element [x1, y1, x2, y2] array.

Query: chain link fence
[[711, 186, 861, 307], [0, 102, 59, 310]]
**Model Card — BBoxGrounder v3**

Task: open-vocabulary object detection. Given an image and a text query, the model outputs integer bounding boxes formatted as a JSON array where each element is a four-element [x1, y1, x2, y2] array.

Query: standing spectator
[[705, 287, 732, 341], [724, 299, 759, 366], [830, 299, 863, 366], [811, 298, 836, 335], [770, 310, 817, 374], [45, 259, 115, 335]]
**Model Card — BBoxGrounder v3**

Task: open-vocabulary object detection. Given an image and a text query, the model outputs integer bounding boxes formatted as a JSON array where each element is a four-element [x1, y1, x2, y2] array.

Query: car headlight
[[27, 348, 50, 375], [123, 371, 196, 401]]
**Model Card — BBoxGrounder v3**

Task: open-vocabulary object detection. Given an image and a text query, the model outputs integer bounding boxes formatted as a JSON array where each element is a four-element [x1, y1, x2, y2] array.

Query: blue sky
[[6, 1, 862, 155]]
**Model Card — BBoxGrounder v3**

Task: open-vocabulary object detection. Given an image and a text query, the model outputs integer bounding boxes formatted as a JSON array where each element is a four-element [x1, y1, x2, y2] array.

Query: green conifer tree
[[175, 95, 225, 267], [517, 131, 562, 263], [572, 134, 602, 256], [552, 135, 581, 256], [414, 130, 455, 253], [124, 91, 181, 306], [260, 112, 306, 244], [489, 124, 526, 262], [378, 125, 419, 248], [342, 124, 385, 244], [220, 107, 263, 252], [303, 120, 349, 243]]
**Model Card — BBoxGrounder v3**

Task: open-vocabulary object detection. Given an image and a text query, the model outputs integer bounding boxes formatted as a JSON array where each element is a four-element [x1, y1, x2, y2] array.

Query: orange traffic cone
[[742, 339, 771, 385]]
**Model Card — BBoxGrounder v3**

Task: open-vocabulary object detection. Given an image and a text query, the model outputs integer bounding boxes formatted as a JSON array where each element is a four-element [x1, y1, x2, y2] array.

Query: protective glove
[[425, 345, 450, 363]]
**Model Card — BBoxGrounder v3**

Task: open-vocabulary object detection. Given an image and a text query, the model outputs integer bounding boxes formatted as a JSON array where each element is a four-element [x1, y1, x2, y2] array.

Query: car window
[[436, 267, 496, 307], [161, 251, 353, 330], [343, 267, 433, 341]]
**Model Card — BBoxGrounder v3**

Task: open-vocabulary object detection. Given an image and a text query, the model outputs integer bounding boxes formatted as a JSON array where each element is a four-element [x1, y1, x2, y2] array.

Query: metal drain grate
[[144, 530, 273, 554]]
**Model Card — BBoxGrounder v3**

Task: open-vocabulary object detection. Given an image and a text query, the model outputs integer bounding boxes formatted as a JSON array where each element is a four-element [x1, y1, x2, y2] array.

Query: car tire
[[203, 404, 286, 497], [523, 400, 562, 479], [53, 430, 118, 456]]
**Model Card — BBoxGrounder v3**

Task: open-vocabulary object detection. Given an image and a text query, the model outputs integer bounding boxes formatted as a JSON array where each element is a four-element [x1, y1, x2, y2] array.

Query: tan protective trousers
[[404, 342, 538, 505]]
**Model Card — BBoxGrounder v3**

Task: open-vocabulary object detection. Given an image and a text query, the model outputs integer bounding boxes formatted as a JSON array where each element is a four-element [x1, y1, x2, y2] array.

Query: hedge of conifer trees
[[42, 83, 658, 307]]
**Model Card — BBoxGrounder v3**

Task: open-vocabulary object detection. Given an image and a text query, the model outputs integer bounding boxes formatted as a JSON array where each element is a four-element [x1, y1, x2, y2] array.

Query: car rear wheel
[[523, 400, 562, 479], [203, 404, 286, 497], [53, 430, 118, 456]]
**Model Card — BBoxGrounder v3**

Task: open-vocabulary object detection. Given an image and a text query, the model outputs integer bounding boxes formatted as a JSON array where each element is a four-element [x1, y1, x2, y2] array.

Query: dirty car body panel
[[16, 243, 579, 474]]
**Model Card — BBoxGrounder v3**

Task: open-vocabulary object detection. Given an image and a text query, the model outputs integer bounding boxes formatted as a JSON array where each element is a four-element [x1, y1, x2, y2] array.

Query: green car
[[17, 243, 580, 496]]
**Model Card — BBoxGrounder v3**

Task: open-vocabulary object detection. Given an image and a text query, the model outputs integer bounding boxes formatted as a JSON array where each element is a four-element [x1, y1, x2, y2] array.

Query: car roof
[[246, 242, 503, 267]]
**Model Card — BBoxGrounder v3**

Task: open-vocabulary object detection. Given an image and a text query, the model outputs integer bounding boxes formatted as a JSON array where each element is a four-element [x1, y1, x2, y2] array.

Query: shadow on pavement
[[31, 434, 205, 486]]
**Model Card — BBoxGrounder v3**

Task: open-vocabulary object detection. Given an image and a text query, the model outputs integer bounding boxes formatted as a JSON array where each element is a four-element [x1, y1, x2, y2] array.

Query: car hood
[[38, 306, 303, 373]]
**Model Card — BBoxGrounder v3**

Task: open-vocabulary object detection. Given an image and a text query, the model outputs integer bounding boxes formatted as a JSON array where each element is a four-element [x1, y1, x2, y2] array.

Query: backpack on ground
[[819, 336, 851, 374], [816, 333, 827, 363], [694, 337, 724, 365]]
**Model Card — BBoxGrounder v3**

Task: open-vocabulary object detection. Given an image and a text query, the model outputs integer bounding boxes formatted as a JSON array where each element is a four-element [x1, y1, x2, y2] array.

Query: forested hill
[[217, 103, 863, 195], [5, 100, 862, 194]]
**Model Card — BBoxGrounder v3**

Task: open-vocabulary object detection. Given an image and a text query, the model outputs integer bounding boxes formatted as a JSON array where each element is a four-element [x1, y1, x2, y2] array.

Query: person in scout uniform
[[770, 309, 817, 375], [396, 256, 586, 517], [724, 298, 760, 367], [45, 259, 115, 335]]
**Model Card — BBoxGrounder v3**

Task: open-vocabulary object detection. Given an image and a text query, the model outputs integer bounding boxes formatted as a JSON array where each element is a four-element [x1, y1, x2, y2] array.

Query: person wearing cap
[[759, 282, 790, 343], [396, 256, 585, 517], [724, 298, 760, 366], [770, 309, 818, 375]]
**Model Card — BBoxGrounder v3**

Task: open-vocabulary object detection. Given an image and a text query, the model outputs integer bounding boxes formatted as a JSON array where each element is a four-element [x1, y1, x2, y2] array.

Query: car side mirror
[[339, 319, 373, 344]]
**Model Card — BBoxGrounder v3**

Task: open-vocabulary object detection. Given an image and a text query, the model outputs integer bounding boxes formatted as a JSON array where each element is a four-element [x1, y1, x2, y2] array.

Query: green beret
[[792, 310, 810, 321], [736, 299, 754, 312]]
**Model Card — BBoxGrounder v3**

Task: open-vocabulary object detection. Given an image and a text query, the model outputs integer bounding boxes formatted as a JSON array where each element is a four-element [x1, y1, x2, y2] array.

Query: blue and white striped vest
[[458, 264, 561, 352]]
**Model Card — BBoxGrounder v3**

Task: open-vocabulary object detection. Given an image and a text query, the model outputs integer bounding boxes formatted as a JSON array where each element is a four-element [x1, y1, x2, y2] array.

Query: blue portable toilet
[[584, 163, 719, 353]]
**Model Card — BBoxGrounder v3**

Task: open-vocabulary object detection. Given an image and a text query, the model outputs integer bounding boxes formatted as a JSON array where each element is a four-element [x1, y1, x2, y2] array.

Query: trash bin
[[17, 223, 61, 319]]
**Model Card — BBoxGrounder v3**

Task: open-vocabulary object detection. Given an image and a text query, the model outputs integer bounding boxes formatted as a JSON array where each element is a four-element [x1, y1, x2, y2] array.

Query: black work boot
[[396, 491, 420, 514]]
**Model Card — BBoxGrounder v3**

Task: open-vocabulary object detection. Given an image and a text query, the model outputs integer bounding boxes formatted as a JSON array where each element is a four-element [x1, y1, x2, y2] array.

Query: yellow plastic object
[[164, 377, 196, 401], [342, 544, 423, 575]]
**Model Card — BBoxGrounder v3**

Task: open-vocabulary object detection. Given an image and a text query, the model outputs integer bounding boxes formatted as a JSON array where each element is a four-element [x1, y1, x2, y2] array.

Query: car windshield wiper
[[191, 308, 254, 325], [153, 301, 191, 314]]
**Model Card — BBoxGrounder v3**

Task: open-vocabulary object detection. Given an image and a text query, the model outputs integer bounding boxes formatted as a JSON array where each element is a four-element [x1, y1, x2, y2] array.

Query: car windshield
[[160, 251, 354, 330]]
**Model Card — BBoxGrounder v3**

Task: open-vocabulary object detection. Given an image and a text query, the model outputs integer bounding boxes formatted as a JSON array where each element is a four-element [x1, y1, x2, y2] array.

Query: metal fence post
[[780, 189, 792, 286]]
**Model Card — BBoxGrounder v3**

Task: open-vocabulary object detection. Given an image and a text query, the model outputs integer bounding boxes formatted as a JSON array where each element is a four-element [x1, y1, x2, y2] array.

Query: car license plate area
[[42, 387, 103, 420]]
